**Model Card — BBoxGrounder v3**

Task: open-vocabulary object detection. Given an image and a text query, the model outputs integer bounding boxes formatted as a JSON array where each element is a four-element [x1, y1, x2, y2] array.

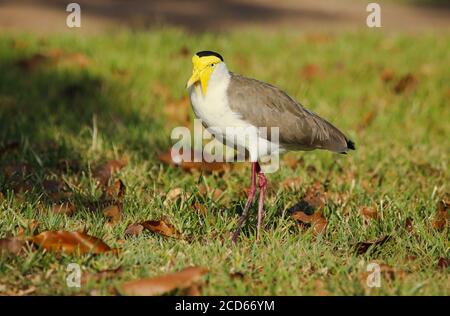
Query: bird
[[186, 50, 355, 242]]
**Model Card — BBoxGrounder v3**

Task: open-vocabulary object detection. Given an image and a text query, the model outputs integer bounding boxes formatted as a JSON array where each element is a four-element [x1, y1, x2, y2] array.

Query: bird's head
[[186, 51, 224, 96]]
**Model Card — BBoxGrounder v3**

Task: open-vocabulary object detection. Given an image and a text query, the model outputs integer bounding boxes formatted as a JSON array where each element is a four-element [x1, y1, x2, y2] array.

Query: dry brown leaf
[[380, 68, 395, 82], [58, 52, 90, 68], [360, 206, 378, 220], [281, 177, 302, 190], [176, 46, 190, 57], [0, 238, 27, 255], [360, 262, 406, 287], [159, 148, 229, 173], [301, 63, 321, 80], [166, 187, 184, 201], [379, 263, 407, 281], [124, 223, 144, 237], [394, 73, 417, 94], [119, 266, 208, 296], [197, 185, 223, 201], [357, 111, 377, 131], [291, 185, 328, 235], [103, 205, 122, 224], [437, 258, 449, 270], [291, 210, 328, 236], [432, 197, 449, 231], [31, 231, 118, 255], [283, 154, 302, 170], [93, 157, 128, 186], [141, 220, 180, 238], [104, 179, 126, 201], [193, 202, 208, 215], [356, 235, 391, 255], [51, 202, 75, 216], [405, 217, 414, 233]]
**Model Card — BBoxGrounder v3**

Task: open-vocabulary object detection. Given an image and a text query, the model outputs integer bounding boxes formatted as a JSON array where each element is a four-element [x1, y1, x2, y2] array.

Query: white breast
[[188, 63, 282, 162]]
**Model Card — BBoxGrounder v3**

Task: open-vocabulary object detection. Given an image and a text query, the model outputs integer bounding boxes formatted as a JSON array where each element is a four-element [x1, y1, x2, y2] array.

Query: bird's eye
[[211, 63, 215, 67]]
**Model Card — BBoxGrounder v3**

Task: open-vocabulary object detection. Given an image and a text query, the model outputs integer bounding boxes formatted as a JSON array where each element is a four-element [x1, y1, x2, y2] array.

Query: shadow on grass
[[0, 52, 161, 199]]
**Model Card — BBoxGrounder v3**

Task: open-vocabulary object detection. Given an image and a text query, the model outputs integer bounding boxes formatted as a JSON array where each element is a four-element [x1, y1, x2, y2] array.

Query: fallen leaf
[[198, 185, 223, 201], [380, 68, 395, 82], [283, 154, 302, 170], [93, 157, 128, 186], [379, 263, 407, 281], [432, 196, 449, 231], [31, 231, 117, 255], [281, 177, 302, 190], [356, 235, 391, 255], [291, 210, 328, 236], [103, 205, 122, 224], [119, 266, 208, 296], [0, 238, 27, 255], [177, 46, 190, 57], [437, 258, 449, 270], [159, 148, 229, 173], [193, 202, 208, 215], [105, 179, 126, 202], [301, 63, 321, 80], [393, 73, 417, 94], [165, 187, 184, 201], [357, 111, 377, 131], [141, 220, 180, 238], [51, 202, 75, 216], [124, 223, 144, 237], [229, 271, 246, 280], [405, 217, 414, 233], [360, 206, 378, 220], [290, 184, 328, 236]]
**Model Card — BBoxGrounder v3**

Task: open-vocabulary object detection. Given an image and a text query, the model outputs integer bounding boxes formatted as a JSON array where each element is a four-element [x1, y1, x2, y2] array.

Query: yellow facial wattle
[[186, 54, 221, 96]]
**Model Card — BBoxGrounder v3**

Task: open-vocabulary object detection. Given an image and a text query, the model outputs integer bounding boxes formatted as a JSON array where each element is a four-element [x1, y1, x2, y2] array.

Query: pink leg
[[256, 170, 267, 241], [232, 162, 258, 242]]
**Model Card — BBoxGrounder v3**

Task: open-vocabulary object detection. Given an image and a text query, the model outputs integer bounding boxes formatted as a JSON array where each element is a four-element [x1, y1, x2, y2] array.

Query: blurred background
[[1, 0, 449, 34]]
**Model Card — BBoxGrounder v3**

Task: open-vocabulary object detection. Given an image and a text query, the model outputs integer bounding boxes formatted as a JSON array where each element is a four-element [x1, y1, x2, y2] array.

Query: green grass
[[0, 29, 448, 295]]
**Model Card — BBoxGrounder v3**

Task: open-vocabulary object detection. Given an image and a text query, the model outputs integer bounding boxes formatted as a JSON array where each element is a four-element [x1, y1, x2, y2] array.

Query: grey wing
[[227, 73, 355, 153]]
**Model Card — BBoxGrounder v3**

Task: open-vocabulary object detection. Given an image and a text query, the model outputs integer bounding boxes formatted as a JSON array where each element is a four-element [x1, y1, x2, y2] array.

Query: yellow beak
[[186, 70, 200, 90], [186, 69, 210, 96]]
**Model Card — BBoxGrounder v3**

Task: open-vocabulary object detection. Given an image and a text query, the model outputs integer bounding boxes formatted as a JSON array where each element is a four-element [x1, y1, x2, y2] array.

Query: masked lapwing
[[186, 51, 355, 242]]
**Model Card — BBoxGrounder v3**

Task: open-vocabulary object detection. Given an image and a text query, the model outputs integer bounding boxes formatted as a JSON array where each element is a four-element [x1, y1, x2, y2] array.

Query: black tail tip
[[347, 139, 356, 150]]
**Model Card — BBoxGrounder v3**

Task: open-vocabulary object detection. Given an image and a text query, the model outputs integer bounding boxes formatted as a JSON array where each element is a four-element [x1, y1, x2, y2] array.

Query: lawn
[[0, 29, 448, 295]]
